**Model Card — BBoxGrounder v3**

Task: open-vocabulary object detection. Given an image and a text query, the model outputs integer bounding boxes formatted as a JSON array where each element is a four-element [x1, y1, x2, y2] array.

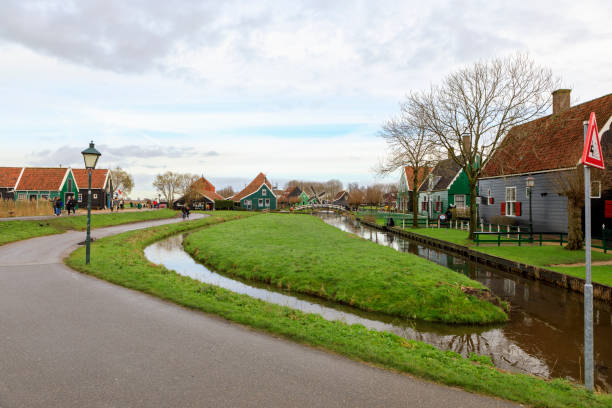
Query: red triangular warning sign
[[581, 112, 605, 169]]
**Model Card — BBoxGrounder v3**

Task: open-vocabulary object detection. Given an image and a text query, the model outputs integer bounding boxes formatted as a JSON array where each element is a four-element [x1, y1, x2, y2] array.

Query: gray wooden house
[[479, 89, 612, 236]]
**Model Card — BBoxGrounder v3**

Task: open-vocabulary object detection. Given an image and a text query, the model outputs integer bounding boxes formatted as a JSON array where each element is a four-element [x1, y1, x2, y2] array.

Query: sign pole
[[583, 120, 594, 391]]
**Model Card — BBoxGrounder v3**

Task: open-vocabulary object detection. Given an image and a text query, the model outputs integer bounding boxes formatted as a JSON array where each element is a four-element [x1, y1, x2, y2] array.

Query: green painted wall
[[298, 192, 309, 206], [447, 169, 475, 207], [14, 170, 79, 209], [240, 184, 277, 210]]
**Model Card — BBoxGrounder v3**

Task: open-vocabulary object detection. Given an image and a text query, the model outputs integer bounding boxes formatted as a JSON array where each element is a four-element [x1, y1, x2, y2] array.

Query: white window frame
[[591, 181, 601, 198], [505, 187, 516, 216], [93, 193, 98, 199], [17, 193, 26, 200], [262, 189, 267, 196], [265, 198, 270, 207], [78, 194, 83, 202], [454, 194, 466, 209], [41, 194, 49, 200], [258, 198, 263, 207]]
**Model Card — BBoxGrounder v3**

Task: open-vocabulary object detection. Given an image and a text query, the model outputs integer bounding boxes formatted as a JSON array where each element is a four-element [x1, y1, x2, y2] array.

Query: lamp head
[[81, 141, 101, 169]]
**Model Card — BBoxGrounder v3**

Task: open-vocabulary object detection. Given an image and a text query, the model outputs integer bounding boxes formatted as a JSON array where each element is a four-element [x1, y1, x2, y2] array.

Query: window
[[258, 198, 263, 207], [455, 195, 466, 208], [262, 189, 267, 196], [505, 187, 516, 216], [93, 193, 98, 199], [17, 193, 25, 200], [67, 179, 72, 192], [78, 194, 83, 202], [265, 198, 270, 207], [41, 195, 49, 200], [592, 181, 601, 198]]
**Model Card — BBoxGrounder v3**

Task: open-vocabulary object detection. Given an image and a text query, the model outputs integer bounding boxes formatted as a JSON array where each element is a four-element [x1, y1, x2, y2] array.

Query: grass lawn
[[64, 212, 611, 408], [396, 226, 612, 287], [183, 214, 507, 325], [0, 209, 179, 246], [398, 227, 473, 246]]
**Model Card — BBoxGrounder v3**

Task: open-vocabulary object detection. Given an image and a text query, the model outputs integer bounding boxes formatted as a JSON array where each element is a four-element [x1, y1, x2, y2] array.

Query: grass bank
[[183, 214, 507, 324], [0, 209, 179, 246], [65, 213, 611, 407], [397, 226, 612, 287]]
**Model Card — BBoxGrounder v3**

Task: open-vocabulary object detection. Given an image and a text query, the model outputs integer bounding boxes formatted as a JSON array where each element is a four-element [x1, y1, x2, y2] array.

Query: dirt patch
[[551, 260, 612, 267], [461, 286, 505, 309]]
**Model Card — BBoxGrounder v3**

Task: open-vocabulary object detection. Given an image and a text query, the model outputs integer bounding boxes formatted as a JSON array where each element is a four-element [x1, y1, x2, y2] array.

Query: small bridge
[[293, 204, 349, 212]]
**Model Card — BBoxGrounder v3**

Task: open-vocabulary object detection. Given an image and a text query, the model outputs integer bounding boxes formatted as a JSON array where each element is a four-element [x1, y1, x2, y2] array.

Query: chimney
[[552, 89, 571, 114], [462, 134, 471, 155]]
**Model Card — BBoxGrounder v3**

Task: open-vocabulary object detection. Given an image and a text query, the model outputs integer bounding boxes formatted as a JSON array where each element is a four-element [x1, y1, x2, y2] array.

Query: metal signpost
[[580, 112, 604, 391]]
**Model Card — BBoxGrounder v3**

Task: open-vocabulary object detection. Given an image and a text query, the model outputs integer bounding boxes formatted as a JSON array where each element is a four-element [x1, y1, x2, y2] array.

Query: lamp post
[[81, 141, 101, 265], [526, 175, 535, 242]]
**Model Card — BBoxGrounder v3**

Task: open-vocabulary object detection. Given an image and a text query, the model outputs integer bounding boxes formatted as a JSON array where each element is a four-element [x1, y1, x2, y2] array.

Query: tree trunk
[[412, 188, 419, 228], [468, 180, 478, 241], [566, 198, 584, 250]]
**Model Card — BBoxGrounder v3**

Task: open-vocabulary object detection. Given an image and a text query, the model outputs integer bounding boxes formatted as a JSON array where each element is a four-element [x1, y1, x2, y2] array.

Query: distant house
[[418, 158, 471, 219], [175, 176, 225, 210], [332, 190, 350, 208], [231, 173, 277, 210], [72, 169, 111, 209], [479, 89, 612, 236], [278, 186, 309, 208], [13, 167, 79, 207], [397, 166, 430, 212], [0, 167, 24, 200]]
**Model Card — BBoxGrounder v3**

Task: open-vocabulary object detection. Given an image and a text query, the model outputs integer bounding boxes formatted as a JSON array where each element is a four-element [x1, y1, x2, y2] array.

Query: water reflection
[[317, 212, 612, 392], [146, 235, 549, 382]]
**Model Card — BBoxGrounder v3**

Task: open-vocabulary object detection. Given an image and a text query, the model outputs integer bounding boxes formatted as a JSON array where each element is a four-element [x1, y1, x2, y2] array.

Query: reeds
[[0, 199, 53, 217]]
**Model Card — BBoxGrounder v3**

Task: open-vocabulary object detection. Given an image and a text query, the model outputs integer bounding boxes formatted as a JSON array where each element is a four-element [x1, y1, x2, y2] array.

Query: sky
[[1, 0, 611, 199]]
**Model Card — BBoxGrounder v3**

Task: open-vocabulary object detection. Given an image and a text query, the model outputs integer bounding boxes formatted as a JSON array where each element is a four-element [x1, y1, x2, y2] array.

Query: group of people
[[109, 199, 125, 212], [53, 197, 77, 216]]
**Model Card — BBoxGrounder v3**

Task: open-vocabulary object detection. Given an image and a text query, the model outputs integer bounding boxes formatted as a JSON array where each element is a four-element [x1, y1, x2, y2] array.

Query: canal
[[144, 213, 611, 391]]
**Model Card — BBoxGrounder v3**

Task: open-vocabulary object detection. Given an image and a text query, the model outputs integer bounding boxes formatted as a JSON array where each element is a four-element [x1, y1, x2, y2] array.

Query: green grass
[[398, 227, 473, 246], [64, 213, 612, 407], [397, 227, 612, 287], [0, 209, 179, 246], [183, 214, 507, 325]]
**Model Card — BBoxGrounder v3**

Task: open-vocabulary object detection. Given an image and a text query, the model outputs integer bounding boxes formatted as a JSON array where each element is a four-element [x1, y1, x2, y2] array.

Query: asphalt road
[[0, 215, 519, 407]]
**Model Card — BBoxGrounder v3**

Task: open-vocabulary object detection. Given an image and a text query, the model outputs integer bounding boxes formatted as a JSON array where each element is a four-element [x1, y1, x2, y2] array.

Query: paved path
[[0, 216, 519, 408]]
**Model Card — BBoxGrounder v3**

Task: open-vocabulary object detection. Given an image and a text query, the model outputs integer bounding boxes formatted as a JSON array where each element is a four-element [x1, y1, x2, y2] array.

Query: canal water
[[144, 213, 611, 391]]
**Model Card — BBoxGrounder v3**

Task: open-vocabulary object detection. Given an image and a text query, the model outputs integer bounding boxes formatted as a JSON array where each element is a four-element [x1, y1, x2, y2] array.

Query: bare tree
[[109, 167, 134, 198], [177, 173, 200, 204], [407, 53, 558, 239], [152, 171, 182, 203], [555, 166, 611, 249], [217, 186, 235, 199], [377, 109, 440, 227]]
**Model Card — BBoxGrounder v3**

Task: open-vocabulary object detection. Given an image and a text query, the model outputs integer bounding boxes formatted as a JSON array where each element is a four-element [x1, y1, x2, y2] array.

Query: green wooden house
[[418, 159, 472, 219], [232, 172, 277, 210], [14, 167, 80, 208]]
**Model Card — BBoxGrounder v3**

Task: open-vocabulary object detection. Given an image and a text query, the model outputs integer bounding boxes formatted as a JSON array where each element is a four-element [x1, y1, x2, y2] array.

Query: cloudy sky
[[1, 0, 611, 198]]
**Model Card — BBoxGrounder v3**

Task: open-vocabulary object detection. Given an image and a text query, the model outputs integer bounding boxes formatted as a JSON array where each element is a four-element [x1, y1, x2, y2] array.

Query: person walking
[[69, 198, 77, 215], [54, 197, 62, 216]]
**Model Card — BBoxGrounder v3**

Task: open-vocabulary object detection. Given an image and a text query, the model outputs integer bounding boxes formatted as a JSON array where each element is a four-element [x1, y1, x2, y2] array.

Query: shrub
[[214, 200, 235, 210]]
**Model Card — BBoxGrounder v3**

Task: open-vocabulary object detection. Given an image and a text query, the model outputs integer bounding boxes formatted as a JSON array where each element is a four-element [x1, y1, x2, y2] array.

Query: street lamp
[[81, 141, 101, 265], [526, 175, 535, 242]]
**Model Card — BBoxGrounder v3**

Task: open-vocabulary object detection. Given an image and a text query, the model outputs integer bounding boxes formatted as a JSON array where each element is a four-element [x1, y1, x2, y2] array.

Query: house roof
[[333, 190, 348, 201], [15, 167, 71, 191], [482, 93, 612, 178], [72, 169, 109, 190], [418, 159, 462, 192], [192, 177, 216, 192], [231, 172, 274, 202], [199, 190, 225, 201], [403, 166, 431, 190], [0, 167, 24, 188]]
